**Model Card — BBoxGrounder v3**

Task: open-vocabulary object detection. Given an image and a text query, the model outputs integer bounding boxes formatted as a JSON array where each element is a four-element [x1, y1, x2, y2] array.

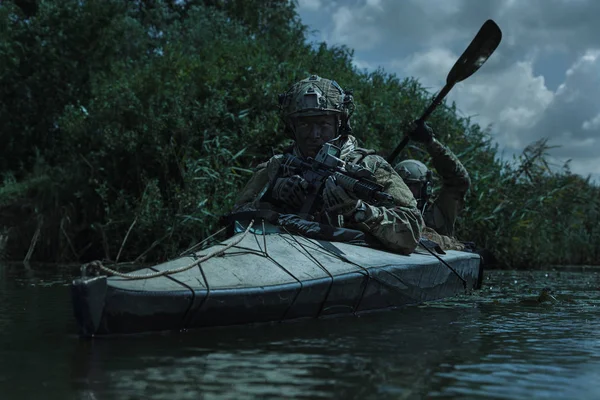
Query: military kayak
[[71, 220, 482, 337]]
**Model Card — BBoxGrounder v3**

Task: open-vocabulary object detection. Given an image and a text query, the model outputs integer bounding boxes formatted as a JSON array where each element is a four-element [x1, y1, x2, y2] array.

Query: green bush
[[0, 0, 598, 268]]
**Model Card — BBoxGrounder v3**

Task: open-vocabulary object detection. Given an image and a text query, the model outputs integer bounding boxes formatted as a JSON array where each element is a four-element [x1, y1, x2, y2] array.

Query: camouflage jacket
[[422, 138, 471, 238], [233, 136, 424, 255]]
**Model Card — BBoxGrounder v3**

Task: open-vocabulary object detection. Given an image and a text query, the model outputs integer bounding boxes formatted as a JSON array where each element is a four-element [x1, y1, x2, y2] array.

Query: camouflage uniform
[[422, 138, 470, 237], [233, 135, 424, 255], [395, 138, 470, 251], [233, 75, 424, 254]]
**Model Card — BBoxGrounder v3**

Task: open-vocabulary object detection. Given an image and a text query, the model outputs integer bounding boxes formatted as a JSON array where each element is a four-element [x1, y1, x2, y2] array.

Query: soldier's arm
[[231, 165, 270, 212], [427, 138, 470, 193], [346, 155, 424, 255], [231, 156, 283, 212], [425, 138, 470, 236]]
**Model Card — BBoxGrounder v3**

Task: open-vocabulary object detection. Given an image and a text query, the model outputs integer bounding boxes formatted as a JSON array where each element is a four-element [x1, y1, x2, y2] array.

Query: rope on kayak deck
[[81, 220, 255, 280], [178, 226, 228, 256], [418, 241, 467, 291], [279, 227, 335, 318], [273, 228, 374, 314]]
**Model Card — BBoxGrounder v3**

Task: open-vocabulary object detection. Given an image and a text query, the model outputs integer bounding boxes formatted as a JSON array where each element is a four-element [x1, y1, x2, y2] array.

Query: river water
[[0, 262, 599, 400]]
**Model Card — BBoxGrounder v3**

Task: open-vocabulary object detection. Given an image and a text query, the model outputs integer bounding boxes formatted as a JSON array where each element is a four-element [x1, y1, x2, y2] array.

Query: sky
[[295, 0, 600, 181]]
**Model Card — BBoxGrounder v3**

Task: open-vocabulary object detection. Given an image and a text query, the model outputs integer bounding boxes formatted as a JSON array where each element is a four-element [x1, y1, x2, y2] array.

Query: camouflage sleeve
[[232, 156, 283, 212], [346, 155, 424, 255], [425, 138, 471, 236]]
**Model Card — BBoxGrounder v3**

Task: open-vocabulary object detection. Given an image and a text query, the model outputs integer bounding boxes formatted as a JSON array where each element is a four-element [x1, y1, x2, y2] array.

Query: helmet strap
[[339, 116, 352, 135]]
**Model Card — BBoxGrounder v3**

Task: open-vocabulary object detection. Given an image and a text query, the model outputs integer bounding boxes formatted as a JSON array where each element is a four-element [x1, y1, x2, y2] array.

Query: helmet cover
[[280, 75, 348, 118], [395, 159, 429, 183]]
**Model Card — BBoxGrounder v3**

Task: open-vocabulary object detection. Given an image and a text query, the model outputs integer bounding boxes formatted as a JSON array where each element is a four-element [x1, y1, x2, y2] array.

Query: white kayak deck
[[107, 230, 480, 292]]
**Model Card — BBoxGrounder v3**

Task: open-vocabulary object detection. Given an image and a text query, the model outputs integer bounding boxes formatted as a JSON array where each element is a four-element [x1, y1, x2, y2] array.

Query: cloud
[[365, 0, 384, 11], [295, 0, 600, 180], [527, 50, 600, 164], [352, 57, 375, 72], [453, 61, 553, 150], [330, 5, 385, 51], [388, 49, 553, 150], [582, 113, 600, 131], [297, 0, 322, 12], [393, 48, 457, 85], [569, 158, 600, 179]]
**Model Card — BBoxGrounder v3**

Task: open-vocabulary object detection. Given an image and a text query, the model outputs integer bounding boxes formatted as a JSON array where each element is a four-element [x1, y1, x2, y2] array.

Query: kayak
[[71, 220, 482, 337]]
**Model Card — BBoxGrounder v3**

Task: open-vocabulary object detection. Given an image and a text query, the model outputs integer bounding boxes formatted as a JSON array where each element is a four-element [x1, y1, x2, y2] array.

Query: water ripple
[[1, 266, 600, 399]]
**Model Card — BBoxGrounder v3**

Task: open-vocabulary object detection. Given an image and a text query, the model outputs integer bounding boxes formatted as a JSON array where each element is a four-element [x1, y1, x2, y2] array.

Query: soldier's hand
[[408, 120, 434, 144], [271, 175, 308, 209], [323, 176, 359, 216]]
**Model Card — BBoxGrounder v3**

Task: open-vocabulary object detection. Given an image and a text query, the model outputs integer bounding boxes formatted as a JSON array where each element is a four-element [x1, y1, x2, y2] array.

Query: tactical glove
[[271, 175, 309, 209], [408, 120, 434, 144], [322, 176, 360, 217]]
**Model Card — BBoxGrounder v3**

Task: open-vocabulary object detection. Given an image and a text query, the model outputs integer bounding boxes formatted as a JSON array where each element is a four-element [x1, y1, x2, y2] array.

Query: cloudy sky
[[296, 0, 600, 181]]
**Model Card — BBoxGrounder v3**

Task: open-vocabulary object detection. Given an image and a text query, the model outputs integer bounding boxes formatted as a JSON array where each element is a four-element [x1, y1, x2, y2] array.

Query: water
[[1, 263, 599, 400]]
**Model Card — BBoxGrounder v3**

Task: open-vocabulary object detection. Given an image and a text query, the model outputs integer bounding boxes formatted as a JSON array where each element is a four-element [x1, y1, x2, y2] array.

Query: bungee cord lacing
[[81, 220, 254, 280]]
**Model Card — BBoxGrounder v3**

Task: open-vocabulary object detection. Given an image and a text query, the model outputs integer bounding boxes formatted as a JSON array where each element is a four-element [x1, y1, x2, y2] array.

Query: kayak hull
[[71, 230, 482, 336]]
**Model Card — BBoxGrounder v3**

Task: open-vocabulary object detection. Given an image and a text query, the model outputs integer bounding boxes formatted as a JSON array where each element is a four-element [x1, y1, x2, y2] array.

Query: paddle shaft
[[386, 19, 502, 165], [387, 82, 455, 164]]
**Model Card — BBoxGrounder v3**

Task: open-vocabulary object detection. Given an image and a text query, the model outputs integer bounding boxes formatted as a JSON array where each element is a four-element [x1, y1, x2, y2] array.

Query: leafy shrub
[[0, 0, 598, 268]]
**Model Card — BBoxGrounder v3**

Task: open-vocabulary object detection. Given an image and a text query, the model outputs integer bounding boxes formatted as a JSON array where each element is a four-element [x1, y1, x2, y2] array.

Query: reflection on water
[[1, 263, 599, 399]]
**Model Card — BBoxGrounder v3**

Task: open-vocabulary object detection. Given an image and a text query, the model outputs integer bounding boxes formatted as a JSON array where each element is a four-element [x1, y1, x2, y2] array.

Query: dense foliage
[[1, 0, 598, 268]]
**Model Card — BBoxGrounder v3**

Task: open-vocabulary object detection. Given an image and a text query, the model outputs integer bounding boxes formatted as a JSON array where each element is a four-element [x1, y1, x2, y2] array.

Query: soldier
[[232, 75, 424, 255], [394, 122, 471, 250]]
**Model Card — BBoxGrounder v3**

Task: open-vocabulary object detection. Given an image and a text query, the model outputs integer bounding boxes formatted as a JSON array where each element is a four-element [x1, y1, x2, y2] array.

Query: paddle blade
[[446, 19, 502, 84]]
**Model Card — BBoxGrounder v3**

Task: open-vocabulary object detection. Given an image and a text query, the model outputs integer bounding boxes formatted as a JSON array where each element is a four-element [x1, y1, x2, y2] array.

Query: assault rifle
[[266, 143, 394, 217]]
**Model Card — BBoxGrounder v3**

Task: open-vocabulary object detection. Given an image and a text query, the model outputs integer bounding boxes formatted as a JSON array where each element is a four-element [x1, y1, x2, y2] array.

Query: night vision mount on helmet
[[278, 75, 355, 137]]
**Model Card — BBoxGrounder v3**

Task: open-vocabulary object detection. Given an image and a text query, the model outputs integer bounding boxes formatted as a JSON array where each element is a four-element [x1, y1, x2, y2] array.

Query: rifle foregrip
[[374, 192, 394, 202], [334, 172, 393, 204]]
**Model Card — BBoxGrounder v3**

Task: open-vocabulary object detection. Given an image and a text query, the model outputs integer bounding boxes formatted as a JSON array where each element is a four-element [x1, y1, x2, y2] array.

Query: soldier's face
[[293, 115, 338, 158], [407, 182, 422, 200]]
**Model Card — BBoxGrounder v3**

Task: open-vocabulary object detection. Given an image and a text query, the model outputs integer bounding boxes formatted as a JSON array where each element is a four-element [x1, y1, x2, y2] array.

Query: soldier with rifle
[[234, 20, 502, 256], [232, 75, 424, 255]]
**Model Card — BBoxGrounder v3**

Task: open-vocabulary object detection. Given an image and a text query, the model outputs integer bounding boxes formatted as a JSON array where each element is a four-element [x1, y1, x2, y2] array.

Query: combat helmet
[[395, 159, 428, 183], [278, 75, 354, 137], [395, 159, 433, 209]]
